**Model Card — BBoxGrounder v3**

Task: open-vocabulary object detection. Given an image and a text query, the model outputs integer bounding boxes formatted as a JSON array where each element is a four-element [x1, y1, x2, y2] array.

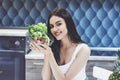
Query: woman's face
[[49, 16, 68, 40]]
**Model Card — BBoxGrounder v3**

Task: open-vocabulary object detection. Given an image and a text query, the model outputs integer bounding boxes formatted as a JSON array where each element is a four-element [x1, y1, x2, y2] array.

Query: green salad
[[28, 22, 51, 45]]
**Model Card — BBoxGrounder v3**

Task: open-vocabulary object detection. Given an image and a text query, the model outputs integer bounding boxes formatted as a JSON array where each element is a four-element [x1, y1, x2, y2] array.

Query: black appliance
[[0, 29, 29, 80], [0, 51, 25, 80]]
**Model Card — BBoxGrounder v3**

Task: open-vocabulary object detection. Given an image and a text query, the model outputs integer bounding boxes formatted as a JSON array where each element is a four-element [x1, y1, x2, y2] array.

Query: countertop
[[25, 50, 116, 61], [0, 29, 28, 36], [25, 50, 44, 59]]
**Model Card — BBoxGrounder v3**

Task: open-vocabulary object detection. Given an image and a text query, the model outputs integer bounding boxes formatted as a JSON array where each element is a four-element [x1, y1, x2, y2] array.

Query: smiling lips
[[53, 31, 62, 37]]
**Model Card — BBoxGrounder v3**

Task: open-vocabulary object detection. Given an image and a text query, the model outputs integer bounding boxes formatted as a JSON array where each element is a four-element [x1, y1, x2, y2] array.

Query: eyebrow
[[55, 20, 62, 24], [50, 20, 62, 25]]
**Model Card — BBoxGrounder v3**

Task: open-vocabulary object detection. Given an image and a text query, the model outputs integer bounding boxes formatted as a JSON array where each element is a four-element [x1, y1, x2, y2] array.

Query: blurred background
[[0, 0, 120, 80], [0, 0, 120, 56]]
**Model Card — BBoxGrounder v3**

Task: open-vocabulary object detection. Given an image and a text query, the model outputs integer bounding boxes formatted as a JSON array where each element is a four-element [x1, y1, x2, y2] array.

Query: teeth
[[55, 32, 60, 36]]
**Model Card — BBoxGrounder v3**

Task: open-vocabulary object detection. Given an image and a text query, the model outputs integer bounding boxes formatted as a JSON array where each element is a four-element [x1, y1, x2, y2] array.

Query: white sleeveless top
[[58, 43, 87, 80]]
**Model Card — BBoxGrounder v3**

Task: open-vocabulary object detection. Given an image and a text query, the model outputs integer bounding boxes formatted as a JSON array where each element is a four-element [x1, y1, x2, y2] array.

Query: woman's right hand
[[29, 37, 53, 56]]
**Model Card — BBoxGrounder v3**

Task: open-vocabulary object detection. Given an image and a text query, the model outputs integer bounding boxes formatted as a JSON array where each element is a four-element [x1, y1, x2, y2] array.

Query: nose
[[51, 27, 58, 31]]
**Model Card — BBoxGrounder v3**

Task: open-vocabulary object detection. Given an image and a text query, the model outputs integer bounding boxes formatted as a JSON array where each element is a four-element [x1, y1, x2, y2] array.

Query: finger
[[29, 43, 37, 50], [32, 42, 46, 52], [32, 42, 41, 50], [30, 42, 46, 54], [39, 43, 48, 50], [32, 39, 38, 43]]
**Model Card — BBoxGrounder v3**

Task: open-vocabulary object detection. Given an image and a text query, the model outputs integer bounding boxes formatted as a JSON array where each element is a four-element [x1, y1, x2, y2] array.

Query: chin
[[56, 38, 61, 40], [55, 37, 62, 40]]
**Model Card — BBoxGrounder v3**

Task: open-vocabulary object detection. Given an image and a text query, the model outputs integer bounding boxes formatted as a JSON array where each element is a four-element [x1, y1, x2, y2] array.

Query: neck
[[60, 37, 74, 49]]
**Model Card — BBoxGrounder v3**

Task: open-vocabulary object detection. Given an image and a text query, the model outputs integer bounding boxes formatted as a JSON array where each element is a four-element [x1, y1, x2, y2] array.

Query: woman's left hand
[[30, 40, 52, 56]]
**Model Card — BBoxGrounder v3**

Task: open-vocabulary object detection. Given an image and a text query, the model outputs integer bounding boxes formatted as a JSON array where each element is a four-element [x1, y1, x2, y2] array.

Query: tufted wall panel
[[0, 0, 120, 55]]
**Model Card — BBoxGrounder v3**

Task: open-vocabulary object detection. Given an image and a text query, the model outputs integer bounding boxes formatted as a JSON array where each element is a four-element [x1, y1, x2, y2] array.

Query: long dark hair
[[47, 8, 83, 64]]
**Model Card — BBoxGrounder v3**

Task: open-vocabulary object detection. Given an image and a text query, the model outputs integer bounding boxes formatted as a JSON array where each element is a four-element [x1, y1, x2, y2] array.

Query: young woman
[[30, 8, 90, 80]]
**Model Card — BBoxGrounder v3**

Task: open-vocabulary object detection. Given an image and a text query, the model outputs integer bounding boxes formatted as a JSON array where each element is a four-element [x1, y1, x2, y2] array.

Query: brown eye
[[56, 23, 62, 26], [49, 24, 54, 28]]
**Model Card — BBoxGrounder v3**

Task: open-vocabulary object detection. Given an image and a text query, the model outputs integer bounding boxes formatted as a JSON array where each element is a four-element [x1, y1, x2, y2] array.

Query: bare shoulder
[[77, 43, 91, 56], [81, 43, 90, 50]]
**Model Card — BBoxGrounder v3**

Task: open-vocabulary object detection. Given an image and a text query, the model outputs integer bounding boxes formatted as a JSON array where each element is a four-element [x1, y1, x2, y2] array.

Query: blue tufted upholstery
[[0, 0, 120, 55]]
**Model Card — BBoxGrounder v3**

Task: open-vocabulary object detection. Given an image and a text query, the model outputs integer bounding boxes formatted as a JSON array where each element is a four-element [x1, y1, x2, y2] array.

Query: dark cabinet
[[0, 51, 25, 80]]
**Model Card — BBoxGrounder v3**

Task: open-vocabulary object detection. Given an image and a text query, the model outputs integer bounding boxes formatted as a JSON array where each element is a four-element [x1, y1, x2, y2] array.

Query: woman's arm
[[64, 44, 90, 79], [46, 44, 90, 80], [46, 51, 66, 80], [30, 42, 67, 80], [41, 55, 52, 80], [30, 41, 52, 80], [30, 42, 90, 80]]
